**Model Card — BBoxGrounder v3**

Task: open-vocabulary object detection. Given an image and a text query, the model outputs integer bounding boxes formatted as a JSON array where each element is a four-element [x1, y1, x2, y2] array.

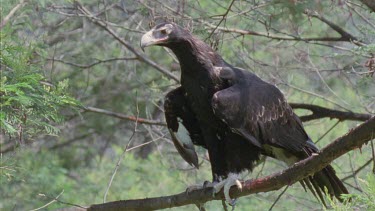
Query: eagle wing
[[211, 67, 309, 153], [165, 87, 202, 168]]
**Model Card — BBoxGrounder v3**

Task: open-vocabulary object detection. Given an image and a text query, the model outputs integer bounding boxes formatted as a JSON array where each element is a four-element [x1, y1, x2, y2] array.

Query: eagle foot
[[213, 173, 242, 205]]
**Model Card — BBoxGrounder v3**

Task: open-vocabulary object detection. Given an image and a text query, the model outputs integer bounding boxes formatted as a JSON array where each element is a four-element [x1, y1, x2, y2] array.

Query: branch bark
[[290, 103, 373, 122], [87, 116, 375, 211]]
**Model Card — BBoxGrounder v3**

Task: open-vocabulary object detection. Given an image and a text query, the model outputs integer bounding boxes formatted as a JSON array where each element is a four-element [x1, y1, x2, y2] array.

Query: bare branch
[[304, 9, 364, 46], [0, 0, 28, 30], [84, 106, 166, 126], [30, 190, 64, 211], [290, 103, 373, 122], [74, 2, 179, 82], [342, 158, 373, 181], [49, 57, 138, 69], [204, 23, 356, 43], [103, 99, 139, 202], [87, 117, 375, 211], [207, 0, 235, 39]]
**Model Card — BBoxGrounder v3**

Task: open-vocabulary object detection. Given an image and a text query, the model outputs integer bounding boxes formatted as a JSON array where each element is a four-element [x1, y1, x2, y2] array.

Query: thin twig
[[84, 106, 166, 126], [0, 0, 29, 29], [315, 120, 340, 144], [286, 84, 351, 111], [268, 186, 289, 211], [342, 158, 373, 181], [304, 9, 364, 46], [37, 190, 87, 210], [207, 0, 236, 39], [103, 97, 140, 202], [74, 2, 179, 82], [30, 190, 65, 211], [49, 57, 138, 69]]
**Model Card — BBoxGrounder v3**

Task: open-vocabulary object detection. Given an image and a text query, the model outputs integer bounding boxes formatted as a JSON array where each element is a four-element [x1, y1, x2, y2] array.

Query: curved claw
[[213, 173, 242, 205]]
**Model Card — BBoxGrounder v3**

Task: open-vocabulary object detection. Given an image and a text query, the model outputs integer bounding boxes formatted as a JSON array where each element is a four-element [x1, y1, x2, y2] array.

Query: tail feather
[[299, 165, 348, 206], [300, 178, 327, 207], [301, 142, 349, 205], [320, 165, 349, 201], [309, 175, 328, 206]]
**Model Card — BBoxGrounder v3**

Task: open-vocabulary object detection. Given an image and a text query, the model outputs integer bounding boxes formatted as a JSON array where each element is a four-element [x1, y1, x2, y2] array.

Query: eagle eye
[[160, 29, 167, 35]]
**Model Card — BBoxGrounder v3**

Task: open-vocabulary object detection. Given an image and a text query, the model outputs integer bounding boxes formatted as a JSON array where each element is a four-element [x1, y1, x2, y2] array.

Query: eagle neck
[[168, 37, 222, 74]]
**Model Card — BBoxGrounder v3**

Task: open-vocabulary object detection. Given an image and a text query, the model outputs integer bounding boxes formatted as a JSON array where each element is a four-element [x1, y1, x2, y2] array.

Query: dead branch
[[83, 106, 166, 126], [204, 23, 350, 42], [304, 10, 364, 46], [87, 116, 375, 211], [0, 0, 29, 30], [73, 2, 179, 82], [342, 158, 373, 181], [49, 57, 138, 69], [290, 103, 373, 122]]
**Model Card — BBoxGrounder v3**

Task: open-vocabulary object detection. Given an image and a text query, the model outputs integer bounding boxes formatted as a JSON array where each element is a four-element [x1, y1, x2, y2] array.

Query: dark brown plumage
[[141, 22, 348, 205]]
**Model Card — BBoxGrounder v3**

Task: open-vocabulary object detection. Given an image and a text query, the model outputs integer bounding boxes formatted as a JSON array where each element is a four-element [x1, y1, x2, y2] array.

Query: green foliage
[[326, 174, 375, 211], [0, 149, 208, 210], [0, 26, 80, 138], [1, 0, 374, 210]]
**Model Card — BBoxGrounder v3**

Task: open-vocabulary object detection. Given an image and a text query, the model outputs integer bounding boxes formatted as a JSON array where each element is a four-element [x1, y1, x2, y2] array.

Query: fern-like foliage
[[0, 26, 80, 140]]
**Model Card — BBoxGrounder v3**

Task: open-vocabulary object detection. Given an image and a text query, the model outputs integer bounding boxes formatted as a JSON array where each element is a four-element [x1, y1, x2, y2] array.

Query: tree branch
[[87, 116, 375, 211], [304, 9, 364, 46], [73, 2, 179, 82], [48, 57, 138, 69], [0, 0, 29, 30], [83, 106, 166, 126], [289, 103, 373, 122], [204, 23, 349, 42]]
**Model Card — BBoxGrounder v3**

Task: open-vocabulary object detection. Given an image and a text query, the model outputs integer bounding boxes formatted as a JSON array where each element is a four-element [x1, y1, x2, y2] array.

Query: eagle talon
[[213, 173, 242, 204], [229, 198, 237, 207]]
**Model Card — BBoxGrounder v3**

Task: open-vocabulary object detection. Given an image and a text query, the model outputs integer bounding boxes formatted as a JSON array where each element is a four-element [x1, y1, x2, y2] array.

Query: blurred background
[[1, 0, 374, 210]]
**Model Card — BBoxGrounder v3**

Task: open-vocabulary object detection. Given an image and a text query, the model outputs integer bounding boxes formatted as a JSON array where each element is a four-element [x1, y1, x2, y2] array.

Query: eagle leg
[[213, 173, 242, 206]]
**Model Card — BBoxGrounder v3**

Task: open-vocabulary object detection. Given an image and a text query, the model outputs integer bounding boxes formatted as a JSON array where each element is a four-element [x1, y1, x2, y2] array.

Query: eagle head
[[140, 22, 188, 51]]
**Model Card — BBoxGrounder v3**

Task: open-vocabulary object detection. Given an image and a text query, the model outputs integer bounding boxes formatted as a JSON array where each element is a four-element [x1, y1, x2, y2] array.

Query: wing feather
[[165, 87, 202, 168], [212, 67, 309, 152]]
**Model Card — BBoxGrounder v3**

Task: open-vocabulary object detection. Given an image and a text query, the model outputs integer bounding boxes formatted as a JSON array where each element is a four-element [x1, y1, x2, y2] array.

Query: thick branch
[[84, 106, 166, 126], [304, 10, 364, 46], [290, 103, 373, 122], [87, 116, 375, 211]]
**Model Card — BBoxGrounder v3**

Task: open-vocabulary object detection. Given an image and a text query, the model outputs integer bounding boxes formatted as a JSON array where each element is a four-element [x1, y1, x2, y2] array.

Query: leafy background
[[1, 0, 374, 210]]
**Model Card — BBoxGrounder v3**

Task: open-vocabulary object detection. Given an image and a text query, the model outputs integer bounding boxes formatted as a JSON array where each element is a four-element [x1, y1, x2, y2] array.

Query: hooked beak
[[140, 29, 168, 52], [140, 30, 155, 52]]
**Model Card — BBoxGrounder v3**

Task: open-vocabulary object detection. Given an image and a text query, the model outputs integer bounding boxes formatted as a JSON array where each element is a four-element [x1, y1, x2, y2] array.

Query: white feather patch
[[175, 118, 193, 146]]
